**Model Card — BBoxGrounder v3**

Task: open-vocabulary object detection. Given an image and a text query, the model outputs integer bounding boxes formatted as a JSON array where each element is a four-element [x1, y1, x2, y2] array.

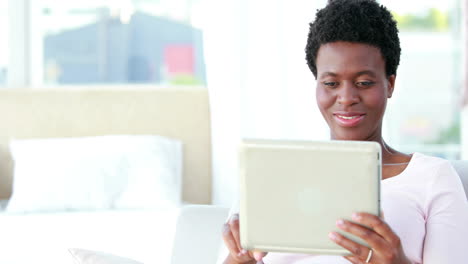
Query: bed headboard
[[0, 86, 212, 204]]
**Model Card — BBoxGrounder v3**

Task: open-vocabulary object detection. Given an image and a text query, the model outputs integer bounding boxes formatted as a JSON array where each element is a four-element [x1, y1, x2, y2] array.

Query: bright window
[[38, 0, 205, 85], [380, 0, 462, 159]]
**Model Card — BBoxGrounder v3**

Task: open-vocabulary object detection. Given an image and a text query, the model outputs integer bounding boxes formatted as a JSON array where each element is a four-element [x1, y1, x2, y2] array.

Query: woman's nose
[[337, 83, 359, 106]]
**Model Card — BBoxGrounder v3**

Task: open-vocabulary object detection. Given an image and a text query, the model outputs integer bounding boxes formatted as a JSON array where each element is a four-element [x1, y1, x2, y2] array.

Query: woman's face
[[315, 41, 395, 141]]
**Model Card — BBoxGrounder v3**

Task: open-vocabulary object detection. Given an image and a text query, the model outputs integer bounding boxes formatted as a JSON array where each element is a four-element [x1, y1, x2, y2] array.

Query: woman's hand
[[222, 213, 267, 264], [329, 212, 411, 264]]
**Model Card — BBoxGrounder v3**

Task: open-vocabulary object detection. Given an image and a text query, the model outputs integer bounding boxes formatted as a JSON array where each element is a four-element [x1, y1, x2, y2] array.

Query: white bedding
[[0, 208, 180, 264]]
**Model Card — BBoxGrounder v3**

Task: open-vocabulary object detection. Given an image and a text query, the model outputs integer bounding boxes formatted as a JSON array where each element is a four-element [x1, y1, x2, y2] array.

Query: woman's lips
[[333, 113, 366, 127]]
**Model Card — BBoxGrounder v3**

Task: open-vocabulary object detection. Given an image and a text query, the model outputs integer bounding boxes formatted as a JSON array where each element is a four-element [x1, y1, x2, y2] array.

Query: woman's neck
[[329, 135, 412, 179], [330, 132, 411, 165], [364, 137, 413, 179]]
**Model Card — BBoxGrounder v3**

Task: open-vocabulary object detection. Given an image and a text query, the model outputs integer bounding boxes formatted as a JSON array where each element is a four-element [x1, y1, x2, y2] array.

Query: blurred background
[[1, 0, 466, 204]]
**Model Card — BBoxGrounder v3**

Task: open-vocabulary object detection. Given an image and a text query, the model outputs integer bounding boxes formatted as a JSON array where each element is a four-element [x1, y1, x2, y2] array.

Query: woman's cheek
[[316, 89, 335, 111]]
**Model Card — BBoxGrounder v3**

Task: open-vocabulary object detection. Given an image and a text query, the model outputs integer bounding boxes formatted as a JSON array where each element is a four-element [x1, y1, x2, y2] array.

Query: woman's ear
[[387, 75, 396, 98]]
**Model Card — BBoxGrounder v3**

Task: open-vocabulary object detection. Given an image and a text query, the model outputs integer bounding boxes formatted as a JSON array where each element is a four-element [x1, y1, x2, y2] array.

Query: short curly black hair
[[305, 0, 401, 78]]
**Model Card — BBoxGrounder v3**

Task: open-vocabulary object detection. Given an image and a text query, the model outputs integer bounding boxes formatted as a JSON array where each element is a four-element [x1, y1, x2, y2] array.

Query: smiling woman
[[315, 42, 394, 142], [221, 0, 468, 264]]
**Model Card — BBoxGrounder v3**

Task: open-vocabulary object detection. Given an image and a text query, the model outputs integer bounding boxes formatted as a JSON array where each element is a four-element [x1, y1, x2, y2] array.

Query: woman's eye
[[357, 81, 375, 86], [323, 82, 338, 87]]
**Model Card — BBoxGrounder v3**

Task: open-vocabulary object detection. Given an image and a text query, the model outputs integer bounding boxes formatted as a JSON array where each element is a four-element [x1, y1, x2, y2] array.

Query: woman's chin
[[331, 131, 368, 141]]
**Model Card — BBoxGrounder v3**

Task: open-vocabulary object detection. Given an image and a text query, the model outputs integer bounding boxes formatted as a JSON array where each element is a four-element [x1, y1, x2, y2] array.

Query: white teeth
[[338, 115, 360, 120]]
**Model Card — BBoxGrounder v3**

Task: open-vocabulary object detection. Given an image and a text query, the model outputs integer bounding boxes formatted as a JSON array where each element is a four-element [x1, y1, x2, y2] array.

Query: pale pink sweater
[[220, 153, 468, 264]]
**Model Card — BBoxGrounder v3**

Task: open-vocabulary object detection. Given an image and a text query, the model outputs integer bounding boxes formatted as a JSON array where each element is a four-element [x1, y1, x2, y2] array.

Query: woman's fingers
[[222, 223, 240, 255], [344, 255, 364, 264], [228, 214, 243, 252], [336, 219, 388, 252], [351, 213, 399, 246], [222, 222, 253, 262], [223, 214, 268, 262], [334, 213, 410, 264], [253, 251, 267, 261], [329, 232, 370, 261]]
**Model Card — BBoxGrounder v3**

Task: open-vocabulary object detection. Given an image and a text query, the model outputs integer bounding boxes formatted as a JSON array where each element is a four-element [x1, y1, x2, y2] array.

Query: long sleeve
[[422, 161, 468, 263]]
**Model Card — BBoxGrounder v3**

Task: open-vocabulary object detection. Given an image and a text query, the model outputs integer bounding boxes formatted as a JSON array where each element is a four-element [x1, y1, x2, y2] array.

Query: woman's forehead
[[316, 41, 386, 77]]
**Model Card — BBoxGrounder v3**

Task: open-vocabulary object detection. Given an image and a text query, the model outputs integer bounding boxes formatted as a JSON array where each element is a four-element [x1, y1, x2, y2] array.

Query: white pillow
[[69, 248, 143, 264], [6, 135, 183, 213]]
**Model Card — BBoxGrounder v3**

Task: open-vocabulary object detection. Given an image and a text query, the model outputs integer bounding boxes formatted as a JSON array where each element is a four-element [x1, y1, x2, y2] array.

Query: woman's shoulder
[[385, 152, 464, 200], [409, 152, 467, 203], [410, 152, 450, 170], [404, 152, 457, 181]]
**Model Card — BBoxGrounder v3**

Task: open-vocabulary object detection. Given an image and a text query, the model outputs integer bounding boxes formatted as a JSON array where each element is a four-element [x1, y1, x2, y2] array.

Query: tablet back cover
[[239, 139, 381, 255]]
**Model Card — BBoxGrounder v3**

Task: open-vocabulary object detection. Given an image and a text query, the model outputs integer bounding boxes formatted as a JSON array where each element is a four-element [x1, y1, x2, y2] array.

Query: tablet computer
[[239, 139, 381, 256]]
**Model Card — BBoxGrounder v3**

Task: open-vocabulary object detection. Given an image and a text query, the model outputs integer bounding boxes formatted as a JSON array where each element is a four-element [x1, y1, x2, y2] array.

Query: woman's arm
[[422, 162, 468, 263]]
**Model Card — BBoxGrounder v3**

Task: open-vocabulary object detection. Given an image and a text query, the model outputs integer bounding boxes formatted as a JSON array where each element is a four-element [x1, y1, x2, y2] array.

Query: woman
[[221, 0, 468, 263]]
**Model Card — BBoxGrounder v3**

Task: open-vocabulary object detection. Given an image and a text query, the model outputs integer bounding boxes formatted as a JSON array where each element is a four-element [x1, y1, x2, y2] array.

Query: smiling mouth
[[335, 115, 362, 120], [333, 114, 366, 127]]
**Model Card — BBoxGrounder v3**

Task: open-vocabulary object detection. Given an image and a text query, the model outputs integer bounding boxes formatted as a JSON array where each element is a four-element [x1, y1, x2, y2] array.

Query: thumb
[[253, 251, 267, 261]]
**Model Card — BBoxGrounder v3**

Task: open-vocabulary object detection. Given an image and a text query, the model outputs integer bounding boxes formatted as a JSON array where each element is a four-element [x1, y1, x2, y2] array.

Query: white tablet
[[239, 139, 381, 256]]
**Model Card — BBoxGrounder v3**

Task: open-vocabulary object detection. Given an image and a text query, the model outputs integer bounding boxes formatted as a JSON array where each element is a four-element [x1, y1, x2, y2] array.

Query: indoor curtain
[[202, 0, 329, 206]]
